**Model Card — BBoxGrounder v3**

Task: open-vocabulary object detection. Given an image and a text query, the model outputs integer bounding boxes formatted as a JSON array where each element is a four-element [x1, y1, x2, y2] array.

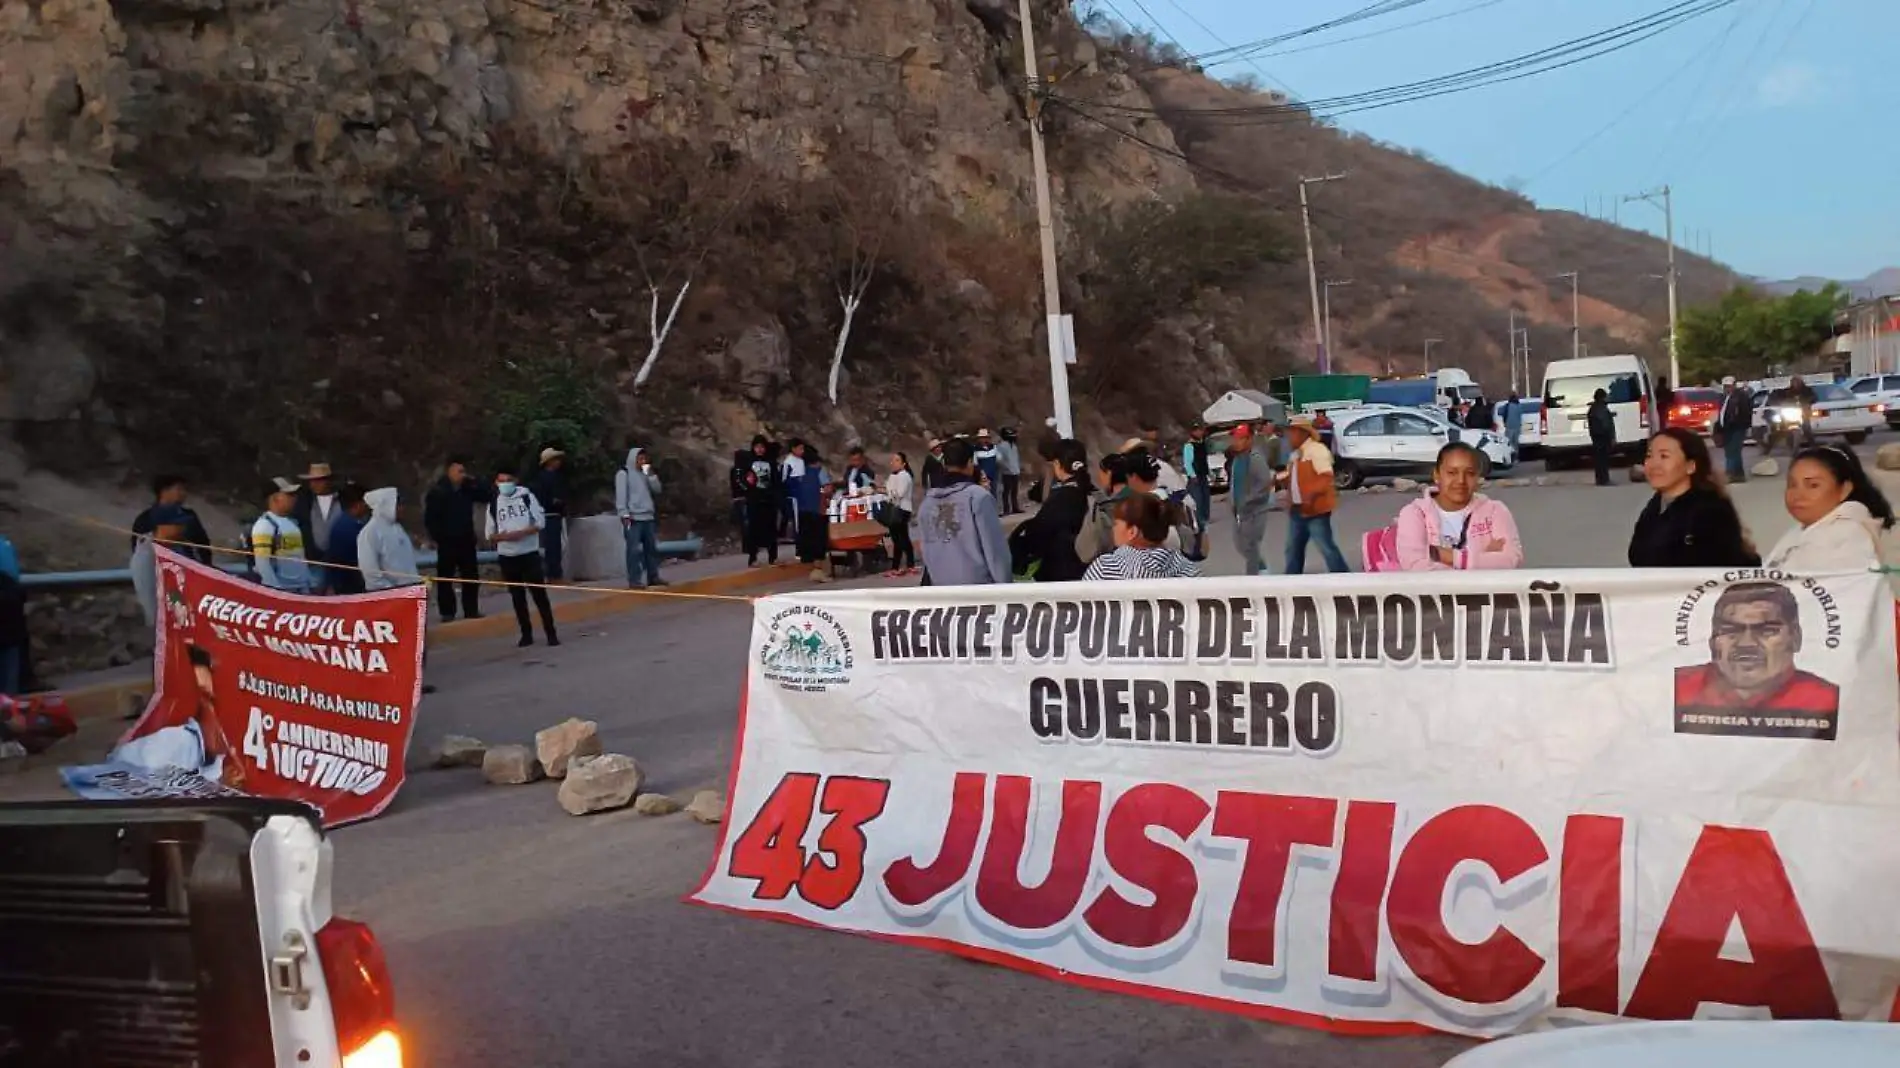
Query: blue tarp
[[1367, 380, 1436, 407]]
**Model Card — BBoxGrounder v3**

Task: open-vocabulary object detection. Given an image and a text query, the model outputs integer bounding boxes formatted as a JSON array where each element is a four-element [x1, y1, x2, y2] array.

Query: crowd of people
[[79, 405, 1900, 699], [122, 445, 635, 651]]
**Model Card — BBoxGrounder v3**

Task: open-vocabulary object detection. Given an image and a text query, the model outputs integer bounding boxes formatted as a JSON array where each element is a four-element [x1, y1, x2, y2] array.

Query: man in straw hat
[[1278, 415, 1348, 574], [291, 462, 341, 593], [530, 446, 570, 579]]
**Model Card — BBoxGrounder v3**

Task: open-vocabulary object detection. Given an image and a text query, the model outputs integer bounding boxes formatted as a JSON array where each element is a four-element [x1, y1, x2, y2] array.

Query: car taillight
[[1638, 394, 1650, 429], [318, 918, 401, 1067], [1539, 408, 1548, 435], [1675, 404, 1692, 416]]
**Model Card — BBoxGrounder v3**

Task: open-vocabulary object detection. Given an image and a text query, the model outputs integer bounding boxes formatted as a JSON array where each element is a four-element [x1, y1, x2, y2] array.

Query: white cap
[[1722, 376, 1737, 386]]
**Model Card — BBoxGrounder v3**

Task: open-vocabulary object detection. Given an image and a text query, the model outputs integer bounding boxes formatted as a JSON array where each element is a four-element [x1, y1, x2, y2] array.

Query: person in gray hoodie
[[917, 438, 1011, 585], [614, 446, 668, 589], [1228, 423, 1280, 575], [357, 488, 421, 591]]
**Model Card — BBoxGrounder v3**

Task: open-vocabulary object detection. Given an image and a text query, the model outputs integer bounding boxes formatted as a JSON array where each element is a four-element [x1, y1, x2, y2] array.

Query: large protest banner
[[63, 546, 427, 827], [692, 569, 1900, 1036]]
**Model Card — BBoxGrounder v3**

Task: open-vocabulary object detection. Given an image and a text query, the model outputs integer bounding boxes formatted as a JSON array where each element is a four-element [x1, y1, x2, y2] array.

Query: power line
[[1245, 0, 1517, 61], [1059, 0, 1740, 125], [1113, 0, 1434, 75], [1152, 0, 1302, 99], [1668, 0, 1815, 184], [1520, 4, 1740, 189], [1642, 0, 1751, 181]]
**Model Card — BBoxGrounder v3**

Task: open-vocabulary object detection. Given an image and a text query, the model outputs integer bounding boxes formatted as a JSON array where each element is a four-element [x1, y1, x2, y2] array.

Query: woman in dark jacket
[[1008, 439, 1091, 582], [1628, 428, 1759, 568]]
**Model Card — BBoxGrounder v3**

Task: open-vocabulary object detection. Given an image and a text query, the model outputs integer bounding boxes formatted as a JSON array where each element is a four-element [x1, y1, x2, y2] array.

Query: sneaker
[[883, 569, 903, 578], [517, 635, 533, 648], [648, 578, 670, 587]]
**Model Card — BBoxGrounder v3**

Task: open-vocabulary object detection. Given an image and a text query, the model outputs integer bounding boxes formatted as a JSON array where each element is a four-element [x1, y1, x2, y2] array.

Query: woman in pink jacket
[[1395, 442, 1526, 570]]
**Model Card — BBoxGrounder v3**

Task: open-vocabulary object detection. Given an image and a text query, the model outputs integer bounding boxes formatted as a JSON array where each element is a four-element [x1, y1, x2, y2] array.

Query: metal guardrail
[[21, 537, 705, 590]]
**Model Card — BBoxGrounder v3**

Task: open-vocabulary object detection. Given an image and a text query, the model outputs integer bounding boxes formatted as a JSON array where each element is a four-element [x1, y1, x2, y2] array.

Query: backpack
[[0, 694, 76, 755], [245, 515, 286, 583], [1362, 526, 1401, 573], [1075, 498, 1116, 565]]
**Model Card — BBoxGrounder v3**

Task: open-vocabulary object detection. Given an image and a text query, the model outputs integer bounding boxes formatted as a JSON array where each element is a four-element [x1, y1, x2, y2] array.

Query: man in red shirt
[[1675, 582, 1839, 739]]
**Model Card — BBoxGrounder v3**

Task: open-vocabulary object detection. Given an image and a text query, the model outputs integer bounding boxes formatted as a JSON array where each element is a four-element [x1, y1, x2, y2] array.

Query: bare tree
[[822, 169, 899, 405], [609, 138, 759, 390]]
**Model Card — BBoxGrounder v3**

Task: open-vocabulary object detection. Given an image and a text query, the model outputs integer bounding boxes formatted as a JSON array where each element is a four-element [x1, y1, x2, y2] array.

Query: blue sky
[[1094, 0, 1894, 284]]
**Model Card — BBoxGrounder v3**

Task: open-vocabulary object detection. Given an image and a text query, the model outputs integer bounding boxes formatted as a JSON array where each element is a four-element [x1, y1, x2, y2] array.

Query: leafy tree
[[484, 350, 614, 498], [1076, 192, 1290, 336], [1678, 283, 1846, 383]]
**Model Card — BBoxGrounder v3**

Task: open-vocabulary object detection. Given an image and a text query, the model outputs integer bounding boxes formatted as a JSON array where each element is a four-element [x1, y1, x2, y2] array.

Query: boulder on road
[[535, 718, 602, 778], [557, 754, 645, 815], [1877, 443, 1900, 471], [634, 792, 683, 816], [482, 744, 542, 784], [431, 734, 487, 768], [686, 790, 726, 824], [1391, 478, 1420, 493], [1751, 458, 1781, 478]]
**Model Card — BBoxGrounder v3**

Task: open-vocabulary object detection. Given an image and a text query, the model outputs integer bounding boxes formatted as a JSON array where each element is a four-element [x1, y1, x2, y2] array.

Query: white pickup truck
[[0, 799, 403, 1068]]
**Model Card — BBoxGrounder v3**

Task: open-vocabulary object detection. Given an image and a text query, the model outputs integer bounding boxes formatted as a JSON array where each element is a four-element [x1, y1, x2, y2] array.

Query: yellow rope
[[17, 499, 761, 604]]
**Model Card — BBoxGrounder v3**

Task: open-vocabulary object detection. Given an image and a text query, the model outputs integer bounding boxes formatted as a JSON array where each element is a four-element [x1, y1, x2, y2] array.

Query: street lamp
[[1423, 337, 1444, 373]]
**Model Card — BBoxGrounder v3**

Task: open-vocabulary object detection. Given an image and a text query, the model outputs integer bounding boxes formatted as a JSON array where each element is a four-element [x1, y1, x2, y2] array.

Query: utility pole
[[1555, 271, 1580, 360], [1322, 279, 1353, 367], [1016, 0, 1073, 438], [1424, 337, 1443, 374], [1507, 309, 1517, 392], [1299, 173, 1347, 373], [1625, 185, 1679, 387]]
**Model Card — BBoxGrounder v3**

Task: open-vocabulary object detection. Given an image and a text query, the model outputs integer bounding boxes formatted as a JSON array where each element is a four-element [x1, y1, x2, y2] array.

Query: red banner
[[82, 546, 427, 826]]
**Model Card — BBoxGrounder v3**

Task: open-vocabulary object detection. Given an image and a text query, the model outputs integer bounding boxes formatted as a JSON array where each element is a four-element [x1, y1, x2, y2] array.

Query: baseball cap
[[1721, 376, 1736, 386]]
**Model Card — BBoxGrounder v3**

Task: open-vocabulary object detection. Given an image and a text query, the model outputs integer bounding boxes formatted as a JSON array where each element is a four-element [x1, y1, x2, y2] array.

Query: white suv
[[1844, 373, 1900, 428]]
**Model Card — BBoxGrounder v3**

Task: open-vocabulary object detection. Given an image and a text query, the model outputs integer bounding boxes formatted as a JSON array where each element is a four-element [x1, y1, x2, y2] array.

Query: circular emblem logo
[[759, 606, 855, 693]]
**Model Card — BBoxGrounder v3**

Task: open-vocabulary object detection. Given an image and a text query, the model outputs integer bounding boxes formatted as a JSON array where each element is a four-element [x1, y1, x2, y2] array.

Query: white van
[[1539, 354, 1656, 470]]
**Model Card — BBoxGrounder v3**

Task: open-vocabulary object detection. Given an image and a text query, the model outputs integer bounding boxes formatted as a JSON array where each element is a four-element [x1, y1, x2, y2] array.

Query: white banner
[[691, 569, 1900, 1037]]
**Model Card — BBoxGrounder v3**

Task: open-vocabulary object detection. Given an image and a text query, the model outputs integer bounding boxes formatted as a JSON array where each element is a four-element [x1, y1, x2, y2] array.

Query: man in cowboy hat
[[291, 462, 341, 593], [922, 437, 949, 490], [530, 446, 570, 579], [1277, 416, 1348, 574]]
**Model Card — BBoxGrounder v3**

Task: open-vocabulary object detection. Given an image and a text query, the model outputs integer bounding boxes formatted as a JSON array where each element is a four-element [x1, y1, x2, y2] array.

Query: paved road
[[327, 439, 1866, 1068], [334, 582, 1477, 1068]]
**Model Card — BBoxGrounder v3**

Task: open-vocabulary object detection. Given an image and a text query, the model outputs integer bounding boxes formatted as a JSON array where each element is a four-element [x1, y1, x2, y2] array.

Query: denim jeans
[[1188, 479, 1212, 533], [0, 645, 20, 696], [1285, 511, 1349, 574], [1722, 431, 1747, 481], [623, 519, 661, 587], [539, 514, 566, 579]]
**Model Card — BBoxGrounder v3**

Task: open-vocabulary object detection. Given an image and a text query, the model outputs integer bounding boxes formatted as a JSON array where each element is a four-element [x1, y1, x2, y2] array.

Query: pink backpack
[[1362, 526, 1401, 573]]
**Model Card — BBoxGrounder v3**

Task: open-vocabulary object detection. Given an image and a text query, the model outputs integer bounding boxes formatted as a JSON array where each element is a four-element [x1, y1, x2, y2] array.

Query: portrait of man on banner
[[1674, 581, 1841, 739], [110, 643, 245, 788]]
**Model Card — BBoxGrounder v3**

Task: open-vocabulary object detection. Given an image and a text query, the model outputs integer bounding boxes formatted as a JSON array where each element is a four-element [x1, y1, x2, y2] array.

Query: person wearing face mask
[[1083, 494, 1201, 581], [1008, 438, 1091, 582], [1763, 445, 1897, 573], [486, 472, 560, 647], [1394, 443, 1525, 570], [1628, 428, 1759, 569]]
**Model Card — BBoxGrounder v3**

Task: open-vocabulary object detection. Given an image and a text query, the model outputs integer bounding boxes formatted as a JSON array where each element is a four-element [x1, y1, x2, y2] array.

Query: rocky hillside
[[3, 0, 1737, 566]]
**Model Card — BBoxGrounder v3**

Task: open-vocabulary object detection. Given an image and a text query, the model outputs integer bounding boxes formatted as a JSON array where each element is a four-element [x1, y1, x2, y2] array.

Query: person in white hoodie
[[357, 488, 421, 591], [486, 471, 560, 647], [614, 446, 667, 589], [1765, 445, 1897, 575]]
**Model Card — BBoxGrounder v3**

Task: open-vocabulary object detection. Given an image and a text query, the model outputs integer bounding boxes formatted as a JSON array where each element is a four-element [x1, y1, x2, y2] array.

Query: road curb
[[53, 561, 808, 723]]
